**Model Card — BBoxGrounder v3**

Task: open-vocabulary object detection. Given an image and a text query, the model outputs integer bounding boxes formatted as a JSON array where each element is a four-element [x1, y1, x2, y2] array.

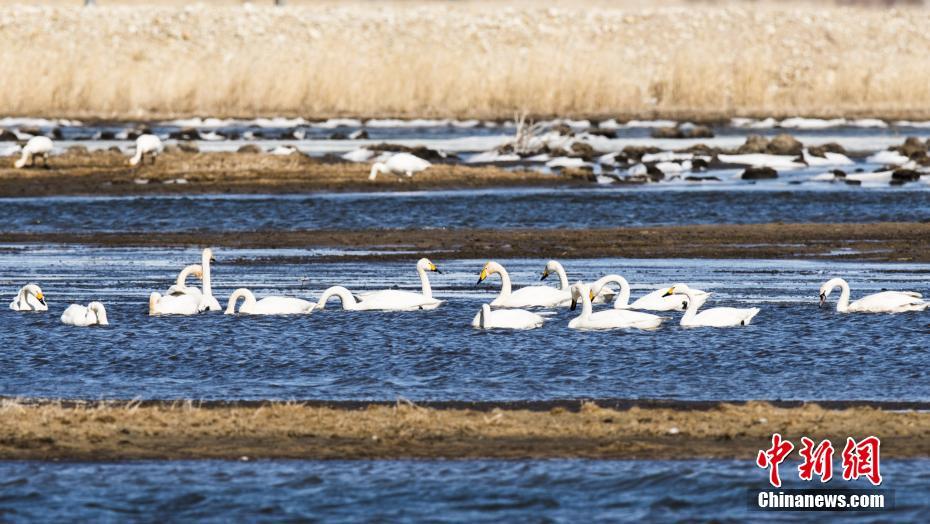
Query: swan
[[14, 136, 53, 168], [368, 153, 431, 180], [149, 248, 219, 315], [130, 134, 164, 166], [61, 302, 109, 326], [166, 264, 203, 297], [317, 258, 443, 311], [568, 282, 663, 330], [225, 288, 315, 315], [590, 275, 710, 312], [663, 284, 759, 327], [9, 284, 47, 311], [471, 303, 544, 330], [476, 261, 571, 308], [819, 277, 928, 313]]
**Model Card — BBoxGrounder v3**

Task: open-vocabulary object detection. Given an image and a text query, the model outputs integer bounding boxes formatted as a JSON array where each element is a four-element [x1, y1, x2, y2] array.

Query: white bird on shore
[[589, 275, 710, 312], [368, 152, 431, 180], [477, 261, 571, 308], [14, 136, 53, 168], [225, 288, 315, 315], [149, 249, 219, 315], [129, 134, 164, 166], [472, 303, 544, 330], [9, 284, 47, 311], [61, 302, 109, 327], [568, 282, 663, 330], [663, 283, 759, 327], [819, 278, 928, 313], [317, 258, 443, 311]]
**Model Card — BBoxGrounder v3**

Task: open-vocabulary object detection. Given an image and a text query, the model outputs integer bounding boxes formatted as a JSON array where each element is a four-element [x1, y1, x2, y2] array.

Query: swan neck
[[497, 266, 512, 299], [417, 266, 432, 298], [580, 287, 593, 319], [836, 280, 850, 312], [612, 276, 631, 308], [226, 289, 255, 314], [201, 251, 213, 298], [556, 265, 569, 290], [680, 288, 699, 323], [176, 264, 201, 289], [318, 286, 357, 310]]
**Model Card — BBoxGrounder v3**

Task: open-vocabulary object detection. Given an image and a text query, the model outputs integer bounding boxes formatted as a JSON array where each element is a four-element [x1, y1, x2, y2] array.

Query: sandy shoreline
[[0, 400, 926, 460], [4, 222, 930, 262]]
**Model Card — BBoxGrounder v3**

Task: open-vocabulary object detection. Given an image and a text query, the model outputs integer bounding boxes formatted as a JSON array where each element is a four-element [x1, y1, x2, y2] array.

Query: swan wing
[[631, 287, 709, 311], [476, 309, 544, 329], [61, 304, 89, 326], [251, 297, 315, 315], [848, 292, 928, 313], [152, 294, 201, 315], [355, 290, 442, 311], [575, 309, 663, 330], [497, 286, 571, 308], [688, 307, 759, 327]]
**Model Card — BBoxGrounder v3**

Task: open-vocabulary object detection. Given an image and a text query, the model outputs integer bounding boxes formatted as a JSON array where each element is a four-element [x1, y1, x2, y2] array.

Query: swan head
[[23, 284, 46, 307], [417, 258, 441, 274], [819, 278, 845, 307], [569, 281, 592, 310], [476, 261, 498, 285], [662, 283, 689, 297], [540, 260, 561, 281], [202, 248, 216, 264], [88, 302, 108, 325]]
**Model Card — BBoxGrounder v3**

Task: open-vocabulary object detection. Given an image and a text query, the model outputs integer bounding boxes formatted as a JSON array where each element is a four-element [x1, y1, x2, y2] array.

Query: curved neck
[[553, 263, 569, 290], [834, 279, 851, 312], [201, 251, 213, 298], [176, 264, 202, 289], [417, 265, 432, 298], [226, 288, 256, 314], [495, 266, 512, 299], [680, 288, 699, 323], [595, 275, 631, 308], [576, 286, 593, 320], [90, 303, 108, 325], [480, 304, 490, 328], [318, 286, 357, 310]]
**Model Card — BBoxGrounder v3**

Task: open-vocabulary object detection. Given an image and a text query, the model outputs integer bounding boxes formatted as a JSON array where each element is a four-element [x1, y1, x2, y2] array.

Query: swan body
[[166, 264, 203, 297], [477, 261, 571, 308], [472, 303, 544, 330], [61, 302, 109, 326], [819, 277, 927, 313], [368, 153, 431, 180], [568, 282, 663, 330], [225, 288, 315, 315], [130, 134, 164, 166], [589, 275, 710, 312], [9, 284, 47, 311], [317, 258, 443, 311], [665, 284, 759, 327], [149, 248, 219, 315], [14, 136, 53, 168]]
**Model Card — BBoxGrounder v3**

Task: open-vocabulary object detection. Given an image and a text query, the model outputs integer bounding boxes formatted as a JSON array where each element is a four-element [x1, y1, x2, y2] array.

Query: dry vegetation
[[1, 399, 927, 460], [1, 1, 929, 119]]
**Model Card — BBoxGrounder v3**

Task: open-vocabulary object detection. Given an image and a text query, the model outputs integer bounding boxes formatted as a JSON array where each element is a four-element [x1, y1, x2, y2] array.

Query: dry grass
[[1, 1, 930, 119]]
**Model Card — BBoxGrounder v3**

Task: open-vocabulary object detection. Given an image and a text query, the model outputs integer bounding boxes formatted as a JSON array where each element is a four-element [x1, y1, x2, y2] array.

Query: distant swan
[[568, 282, 663, 330], [819, 277, 928, 313], [472, 303, 544, 330], [61, 302, 109, 326], [15, 136, 53, 168], [149, 248, 219, 315], [130, 134, 164, 166], [225, 288, 315, 315], [10, 283, 47, 311], [590, 275, 710, 311], [477, 261, 571, 308], [317, 258, 443, 311], [166, 264, 203, 297], [368, 153, 431, 180], [664, 283, 759, 327]]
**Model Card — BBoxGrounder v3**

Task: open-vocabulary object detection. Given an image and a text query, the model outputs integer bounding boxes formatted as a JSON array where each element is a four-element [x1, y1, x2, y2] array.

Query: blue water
[[0, 459, 925, 522], [4, 186, 930, 233], [1, 246, 928, 401]]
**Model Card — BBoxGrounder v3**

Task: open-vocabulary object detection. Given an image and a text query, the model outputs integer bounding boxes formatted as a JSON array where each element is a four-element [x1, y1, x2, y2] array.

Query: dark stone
[[767, 134, 803, 156], [806, 146, 828, 158], [216, 129, 241, 140], [562, 167, 596, 182], [97, 130, 116, 140], [622, 145, 661, 161], [569, 141, 596, 160], [820, 142, 847, 155], [691, 158, 709, 171], [168, 127, 202, 141], [831, 169, 847, 178], [892, 168, 921, 182], [680, 123, 714, 138], [237, 144, 263, 154], [844, 179, 862, 186], [645, 163, 665, 182], [586, 127, 617, 139], [0, 129, 17, 141], [897, 136, 927, 158], [552, 123, 573, 136], [741, 166, 778, 180], [52, 128, 64, 139], [681, 143, 718, 156], [651, 126, 682, 139], [329, 132, 349, 140], [349, 129, 369, 140], [736, 135, 769, 154], [685, 175, 721, 182]]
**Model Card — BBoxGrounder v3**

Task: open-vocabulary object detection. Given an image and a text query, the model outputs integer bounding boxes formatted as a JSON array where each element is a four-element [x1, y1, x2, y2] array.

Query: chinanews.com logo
[[748, 433, 893, 512]]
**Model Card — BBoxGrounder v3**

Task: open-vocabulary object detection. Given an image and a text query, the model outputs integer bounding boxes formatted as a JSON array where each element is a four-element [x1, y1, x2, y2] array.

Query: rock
[[52, 127, 64, 139], [329, 132, 349, 140], [767, 134, 803, 156], [892, 168, 921, 182], [349, 129, 369, 140], [844, 179, 862, 186], [741, 166, 778, 180], [569, 141, 596, 160], [622, 145, 661, 161], [691, 158, 709, 171], [552, 123, 573, 136], [18, 126, 42, 137], [686, 175, 721, 182], [126, 127, 152, 140], [168, 127, 202, 140], [585, 127, 617, 139], [650, 126, 682, 139], [66, 145, 89, 155], [0, 129, 18, 141], [736, 135, 769, 154], [679, 123, 714, 138], [820, 142, 847, 155], [897, 137, 927, 158], [830, 169, 847, 178], [216, 129, 241, 140], [97, 130, 116, 140], [681, 143, 718, 156], [237, 144, 263, 154], [177, 141, 199, 153], [645, 163, 665, 182], [561, 167, 596, 182]]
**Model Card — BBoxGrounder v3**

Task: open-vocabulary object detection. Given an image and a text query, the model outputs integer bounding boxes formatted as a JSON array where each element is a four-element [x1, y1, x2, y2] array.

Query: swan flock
[[14, 250, 919, 330]]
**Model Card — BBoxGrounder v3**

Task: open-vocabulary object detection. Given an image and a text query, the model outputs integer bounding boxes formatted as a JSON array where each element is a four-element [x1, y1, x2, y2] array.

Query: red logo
[[758, 435, 882, 487], [842, 436, 882, 486], [756, 433, 794, 487], [797, 437, 834, 483]]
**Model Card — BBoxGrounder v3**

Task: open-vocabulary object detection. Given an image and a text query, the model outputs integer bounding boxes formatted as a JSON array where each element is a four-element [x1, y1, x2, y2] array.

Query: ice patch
[[866, 150, 909, 166], [341, 148, 375, 163], [717, 154, 805, 169]]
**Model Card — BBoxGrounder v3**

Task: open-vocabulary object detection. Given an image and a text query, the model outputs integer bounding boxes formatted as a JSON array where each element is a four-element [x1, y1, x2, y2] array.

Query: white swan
[[819, 277, 928, 313], [664, 284, 759, 327], [317, 258, 443, 311], [471, 303, 544, 330], [477, 261, 571, 308], [61, 302, 109, 326], [149, 248, 219, 315], [9, 283, 47, 311], [130, 134, 164, 166], [568, 282, 663, 330], [166, 264, 203, 297], [368, 153, 431, 180], [225, 288, 315, 315], [14, 136, 53, 168], [590, 275, 710, 312]]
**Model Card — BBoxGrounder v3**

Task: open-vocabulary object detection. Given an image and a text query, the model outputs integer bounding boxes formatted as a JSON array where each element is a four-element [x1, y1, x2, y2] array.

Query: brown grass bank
[[2, 2, 930, 120], [1, 399, 927, 460]]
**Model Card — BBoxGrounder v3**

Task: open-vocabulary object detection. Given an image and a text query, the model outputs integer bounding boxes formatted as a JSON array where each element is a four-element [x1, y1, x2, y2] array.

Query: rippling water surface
[[1, 246, 928, 400], [0, 459, 925, 522]]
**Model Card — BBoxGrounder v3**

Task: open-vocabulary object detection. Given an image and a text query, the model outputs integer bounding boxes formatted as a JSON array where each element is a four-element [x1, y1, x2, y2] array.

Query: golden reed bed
[[1, 0, 929, 120]]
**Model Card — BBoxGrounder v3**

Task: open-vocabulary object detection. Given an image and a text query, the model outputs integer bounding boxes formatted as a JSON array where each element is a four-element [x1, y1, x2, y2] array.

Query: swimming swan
[[130, 134, 164, 166], [471, 303, 544, 330], [166, 264, 203, 297], [477, 261, 572, 308], [368, 153, 431, 180], [819, 277, 928, 313], [10, 283, 47, 311], [664, 284, 759, 327], [225, 288, 315, 315], [590, 275, 710, 311], [61, 302, 109, 326], [149, 248, 219, 315], [568, 282, 663, 330], [15, 136, 53, 168], [317, 258, 443, 311]]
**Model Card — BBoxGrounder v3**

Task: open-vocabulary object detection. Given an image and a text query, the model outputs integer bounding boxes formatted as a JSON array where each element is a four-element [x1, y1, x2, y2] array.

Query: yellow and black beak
[[476, 268, 488, 286], [35, 292, 47, 306], [661, 287, 676, 297], [570, 297, 577, 311], [540, 269, 550, 281], [429, 262, 442, 274], [589, 290, 596, 301]]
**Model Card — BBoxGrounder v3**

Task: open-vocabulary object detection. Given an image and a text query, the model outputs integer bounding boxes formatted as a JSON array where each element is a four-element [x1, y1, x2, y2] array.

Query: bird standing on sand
[[368, 152, 431, 180], [14, 136, 53, 168], [130, 134, 164, 166]]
